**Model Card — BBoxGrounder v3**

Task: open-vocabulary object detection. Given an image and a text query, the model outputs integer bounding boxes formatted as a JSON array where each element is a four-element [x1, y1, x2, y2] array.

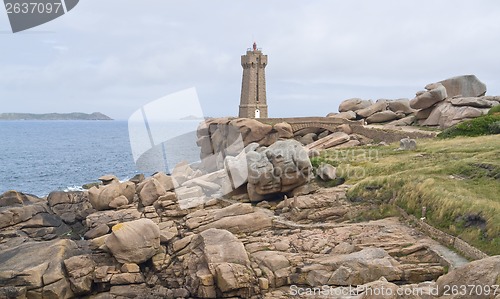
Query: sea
[[0, 120, 201, 197]]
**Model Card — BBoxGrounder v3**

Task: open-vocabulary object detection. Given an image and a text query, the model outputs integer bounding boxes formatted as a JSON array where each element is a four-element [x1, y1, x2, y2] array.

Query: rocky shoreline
[[1, 168, 499, 298], [1, 74, 499, 298]]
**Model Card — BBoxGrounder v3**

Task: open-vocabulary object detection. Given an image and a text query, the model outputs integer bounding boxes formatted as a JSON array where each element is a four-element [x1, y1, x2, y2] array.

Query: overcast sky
[[1, 1, 499, 120]]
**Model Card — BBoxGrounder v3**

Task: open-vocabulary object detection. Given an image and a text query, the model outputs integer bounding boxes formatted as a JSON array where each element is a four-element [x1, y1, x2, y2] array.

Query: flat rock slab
[[0, 239, 77, 298]]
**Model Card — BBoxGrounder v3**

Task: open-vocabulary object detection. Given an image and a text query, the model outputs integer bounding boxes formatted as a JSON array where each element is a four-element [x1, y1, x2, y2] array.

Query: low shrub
[[488, 121, 500, 134], [437, 114, 500, 138], [487, 105, 500, 115]]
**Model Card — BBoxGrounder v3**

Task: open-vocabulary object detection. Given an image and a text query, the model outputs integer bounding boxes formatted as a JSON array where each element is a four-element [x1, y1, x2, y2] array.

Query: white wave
[[119, 176, 133, 183], [64, 185, 85, 192]]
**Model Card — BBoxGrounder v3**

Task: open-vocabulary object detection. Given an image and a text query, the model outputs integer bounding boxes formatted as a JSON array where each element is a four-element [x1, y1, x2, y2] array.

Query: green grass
[[311, 135, 500, 255], [488, 105, 500, 115], [489, 121, 500, 134], [350, 203, 400, 222]]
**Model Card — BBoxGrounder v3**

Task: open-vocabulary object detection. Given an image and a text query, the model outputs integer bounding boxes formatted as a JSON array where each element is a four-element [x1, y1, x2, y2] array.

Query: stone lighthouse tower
[[239, 42, 268, 118]]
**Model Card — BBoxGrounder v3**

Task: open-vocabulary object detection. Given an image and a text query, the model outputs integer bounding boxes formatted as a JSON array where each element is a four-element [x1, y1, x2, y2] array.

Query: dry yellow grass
[[312, 135, 500, 255]]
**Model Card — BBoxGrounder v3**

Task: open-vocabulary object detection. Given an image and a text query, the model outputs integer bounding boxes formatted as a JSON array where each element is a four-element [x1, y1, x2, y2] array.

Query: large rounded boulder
[[410, 83, 447, 110], [88, 181, 135, 211], [136, 178, 167, 207], [246, 139, 312, 202], [436, 256, 500, 298], [339, 98, 373, 112], [105, 218, 161, 264], [439, 74, 487, 98]]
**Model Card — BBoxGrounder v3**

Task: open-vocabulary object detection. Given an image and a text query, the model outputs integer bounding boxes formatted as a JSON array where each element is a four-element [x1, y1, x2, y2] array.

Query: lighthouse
[[238, 42, 268, 118]]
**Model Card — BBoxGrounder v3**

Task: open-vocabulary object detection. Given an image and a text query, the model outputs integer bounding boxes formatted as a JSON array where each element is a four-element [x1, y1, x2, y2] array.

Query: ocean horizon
[[0, 120, 200, 197]]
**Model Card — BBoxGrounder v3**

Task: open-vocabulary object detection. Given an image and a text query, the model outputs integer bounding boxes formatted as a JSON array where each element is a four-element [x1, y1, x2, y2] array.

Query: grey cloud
[[0, 0, 499, 119]]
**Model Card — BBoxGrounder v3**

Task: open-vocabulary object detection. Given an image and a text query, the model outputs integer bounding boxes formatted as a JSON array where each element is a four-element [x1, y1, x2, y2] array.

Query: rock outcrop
[[339, 98, 373, 112], [331, 75, 499, 129], [63, 255, 96, 296], [409, 76, 498, 128], [246, 140, 312, 202], [305, 132, 350, 150], [366, 110, 399, 124], [410, 83, 448, 110], [422, 101, 491, 128], [331, 98, 416, 126], [185, 228, 258, 298], [136, 175, 171, 207], [0, 182, 496, 299], [197, 118, 290, 163], [0, 239, 77, 299], [48, 191, 95, 223], [327, 110, 357, 120], [198, 113, 437, 155], [0, 190, 74, 245], [186, 203, 272, 234], [439, 74, 487, 98], [1, 74, 499, 299], [306, 247, 403, 286], [88, 181, 135, 211], [154, 122, 316, 206], [436, 256, 500, 298]]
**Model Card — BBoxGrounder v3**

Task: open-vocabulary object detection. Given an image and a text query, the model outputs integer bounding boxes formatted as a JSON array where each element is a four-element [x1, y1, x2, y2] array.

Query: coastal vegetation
[[437, 113, 500, 138], [311, 135, 500, 255]]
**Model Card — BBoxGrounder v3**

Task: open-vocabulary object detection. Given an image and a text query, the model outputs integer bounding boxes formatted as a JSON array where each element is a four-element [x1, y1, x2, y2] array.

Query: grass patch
[[488, 105, 500, 115], [313, 135, 500, 255], [314, 177, 346, 188], [351, 203, 400, 222]]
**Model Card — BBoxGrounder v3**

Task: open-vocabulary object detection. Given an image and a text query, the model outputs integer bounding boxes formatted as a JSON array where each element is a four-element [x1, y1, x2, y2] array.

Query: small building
[[238, 42, 268, 118]]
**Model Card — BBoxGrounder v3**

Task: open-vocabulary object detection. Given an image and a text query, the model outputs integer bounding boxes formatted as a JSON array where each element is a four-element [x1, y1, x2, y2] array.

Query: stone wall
[[398, 207, 488, 261], [453, 237, 489, 261]]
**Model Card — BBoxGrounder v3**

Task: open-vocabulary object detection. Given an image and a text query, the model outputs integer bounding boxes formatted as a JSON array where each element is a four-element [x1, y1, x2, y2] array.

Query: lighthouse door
[[255, 109, 260, 118]]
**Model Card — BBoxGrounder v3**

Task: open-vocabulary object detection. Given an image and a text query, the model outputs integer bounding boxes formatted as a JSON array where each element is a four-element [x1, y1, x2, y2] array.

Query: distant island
[[0, 112, 113, 121], [179, 115, 204, 120]]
